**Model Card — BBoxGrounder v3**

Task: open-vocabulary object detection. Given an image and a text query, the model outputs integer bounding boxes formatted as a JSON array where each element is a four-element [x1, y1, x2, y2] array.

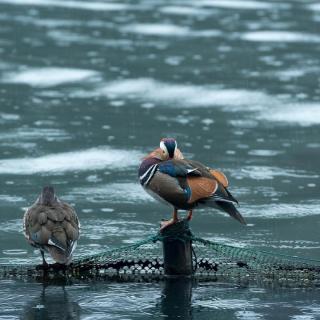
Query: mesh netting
[[1, 221, 320, 286]]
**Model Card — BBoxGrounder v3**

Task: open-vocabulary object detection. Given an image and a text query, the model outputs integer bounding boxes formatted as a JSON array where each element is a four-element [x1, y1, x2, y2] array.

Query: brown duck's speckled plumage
[[23, 196, 80, 265]]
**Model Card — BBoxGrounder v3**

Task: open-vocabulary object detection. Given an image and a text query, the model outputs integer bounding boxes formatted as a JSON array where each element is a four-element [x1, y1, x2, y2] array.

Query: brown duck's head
[[38, 186, 57, 206], [160, 138, 177, 159]]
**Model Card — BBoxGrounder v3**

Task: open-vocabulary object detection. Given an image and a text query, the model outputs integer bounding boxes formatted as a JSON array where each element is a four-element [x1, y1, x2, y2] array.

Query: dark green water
[[1, 0, 320, 318]]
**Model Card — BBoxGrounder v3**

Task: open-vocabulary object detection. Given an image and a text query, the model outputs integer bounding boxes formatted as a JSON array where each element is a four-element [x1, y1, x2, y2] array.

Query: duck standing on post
[[139, 138, 246, 230], [23, 186, 80, 266]]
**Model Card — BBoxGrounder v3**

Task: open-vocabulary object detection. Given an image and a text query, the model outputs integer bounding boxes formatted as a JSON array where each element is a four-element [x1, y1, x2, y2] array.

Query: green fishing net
[[1, 221, 320, 286]]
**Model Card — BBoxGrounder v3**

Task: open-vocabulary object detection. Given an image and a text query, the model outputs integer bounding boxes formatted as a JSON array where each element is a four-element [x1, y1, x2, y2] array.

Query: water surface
[[1, 0, 320, 318]]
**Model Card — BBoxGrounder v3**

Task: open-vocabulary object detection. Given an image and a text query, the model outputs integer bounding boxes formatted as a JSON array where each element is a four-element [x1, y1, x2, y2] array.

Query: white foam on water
[[0, 113, 21, 125], [99, 78, 273, 110], [47, 30, 92, 45], [71, 183, 154, 204], [156, 114, 197, 125], [160, 6, 211, 16], [258, 103, 320, 126], [307, 143, 320, 149], [3, 67, 99, 87], [234, 166, 318, 180], [246, 202, 320, 219], [273, 68, 308, 81], [0, 219, 21, 233], [121, 23, 191, 36], [0, 142, 37, 152], [47, 30, 133, 48], [82, 218, 154, 240], [121, 23, 221, 37], [308, 3, 320, 12], [301, 305, 320, 318], [33, 18, 83, 28], [248, 149, 283, 157], [229, 119, 258, 128], [0, 195, 25, 202], [236, 311, 264, 320], [101, 208, 114, 213], [0, 147, 142, 175], [241, 31, 320, 43], [203, 235, 247, 248], [247, 239, 320, 250], [256, 186, 286, 198], [0, 0, 128, 11], [195, 0, 276, 9], [2, 249, 28, 256], [192, 29, 222, 37], [0, 128, 70, 142]]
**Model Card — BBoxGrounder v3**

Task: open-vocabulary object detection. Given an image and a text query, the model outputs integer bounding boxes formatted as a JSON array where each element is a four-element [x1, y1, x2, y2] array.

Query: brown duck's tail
[[47, 246, 71, 265], [215, 201, 247, 225], [47, 231, 77, 264]]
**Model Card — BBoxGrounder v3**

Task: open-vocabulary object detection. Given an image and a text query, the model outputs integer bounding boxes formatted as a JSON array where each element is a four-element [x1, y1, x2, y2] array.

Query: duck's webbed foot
[[160, 218, 179, 230], [160, 209, 179, 231]]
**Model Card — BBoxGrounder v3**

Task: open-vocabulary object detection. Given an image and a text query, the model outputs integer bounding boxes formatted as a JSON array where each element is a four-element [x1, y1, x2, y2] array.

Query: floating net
[[1, 221, 320, 286]]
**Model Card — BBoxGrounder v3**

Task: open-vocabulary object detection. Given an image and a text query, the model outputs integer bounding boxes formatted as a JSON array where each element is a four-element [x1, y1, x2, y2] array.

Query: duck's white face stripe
[[144, 164, 158, 186], [160, 140, 169, 157], [140, 164, 156, 181], [140, 164, 158, 186]]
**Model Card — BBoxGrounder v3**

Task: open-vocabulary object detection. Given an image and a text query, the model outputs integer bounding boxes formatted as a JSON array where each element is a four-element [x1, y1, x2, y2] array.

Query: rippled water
[[1, 0, 320, 318]]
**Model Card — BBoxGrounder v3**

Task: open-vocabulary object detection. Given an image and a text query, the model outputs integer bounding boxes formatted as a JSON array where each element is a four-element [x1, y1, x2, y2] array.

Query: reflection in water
[[22, 285, 80, 320], [161, 278, 192, 320]]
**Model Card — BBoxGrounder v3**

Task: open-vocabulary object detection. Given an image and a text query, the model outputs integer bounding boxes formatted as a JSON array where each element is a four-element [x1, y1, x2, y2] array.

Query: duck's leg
[[41, 250, 48, 267], [186, 209, 193, 221], [160, 208, 179, 231]]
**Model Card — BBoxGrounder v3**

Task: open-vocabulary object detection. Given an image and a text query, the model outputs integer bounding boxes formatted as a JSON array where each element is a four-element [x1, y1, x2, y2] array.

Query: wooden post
[[161, 220, 193, 276]]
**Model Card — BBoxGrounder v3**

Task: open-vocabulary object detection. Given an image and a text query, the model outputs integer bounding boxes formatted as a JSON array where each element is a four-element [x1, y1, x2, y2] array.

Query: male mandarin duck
[[139, 138, 246, 230], [23, 186, 80, 266]]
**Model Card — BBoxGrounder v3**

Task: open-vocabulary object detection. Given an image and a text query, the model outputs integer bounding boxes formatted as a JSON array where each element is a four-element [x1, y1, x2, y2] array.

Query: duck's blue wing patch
[[158, 160, 201, 178], [30, 230, 42, 244]]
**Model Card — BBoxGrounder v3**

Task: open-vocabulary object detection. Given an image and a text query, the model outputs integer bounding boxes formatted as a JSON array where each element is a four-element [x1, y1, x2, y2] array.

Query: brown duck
[[23, 186, 80, 266], [139, 138, 246, 230]]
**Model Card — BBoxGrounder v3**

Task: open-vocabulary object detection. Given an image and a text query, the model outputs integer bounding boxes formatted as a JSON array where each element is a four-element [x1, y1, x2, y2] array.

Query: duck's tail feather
[[47, 234, 75, 264], [225, 188, 239, 205], [48, 235, 66, 252], [201, 197, 246, 225], [215, 201, 246, 225]]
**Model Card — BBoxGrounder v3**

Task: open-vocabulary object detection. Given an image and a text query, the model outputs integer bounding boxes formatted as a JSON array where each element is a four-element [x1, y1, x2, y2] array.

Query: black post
[[161, 220, 193, 276]]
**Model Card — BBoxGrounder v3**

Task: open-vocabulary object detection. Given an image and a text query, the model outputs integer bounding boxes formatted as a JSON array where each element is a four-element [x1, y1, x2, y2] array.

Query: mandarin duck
[[23, 186, 80, 266], [139, 138, 246, 230]]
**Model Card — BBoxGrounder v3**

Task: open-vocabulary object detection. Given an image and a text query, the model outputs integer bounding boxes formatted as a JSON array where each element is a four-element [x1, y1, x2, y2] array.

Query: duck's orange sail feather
[[187, 177, 218, 204]]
